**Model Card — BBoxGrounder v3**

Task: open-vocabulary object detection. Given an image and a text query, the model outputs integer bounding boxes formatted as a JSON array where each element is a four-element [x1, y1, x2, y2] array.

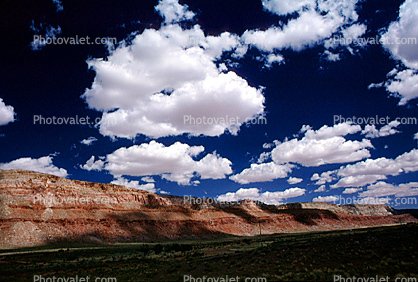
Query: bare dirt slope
[[1, 169, 416, 248]]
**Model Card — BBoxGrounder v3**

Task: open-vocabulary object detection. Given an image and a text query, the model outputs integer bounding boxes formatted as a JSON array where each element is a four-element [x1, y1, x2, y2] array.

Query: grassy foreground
[[1, 223, 417, 282]]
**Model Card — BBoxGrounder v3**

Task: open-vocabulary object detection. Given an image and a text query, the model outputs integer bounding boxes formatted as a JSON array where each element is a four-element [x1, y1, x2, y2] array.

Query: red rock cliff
[[0, 169, 416, 248]]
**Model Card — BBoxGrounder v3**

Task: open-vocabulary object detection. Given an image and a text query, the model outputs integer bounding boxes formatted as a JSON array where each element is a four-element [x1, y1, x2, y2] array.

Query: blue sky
[[0, 0, 418, 208]]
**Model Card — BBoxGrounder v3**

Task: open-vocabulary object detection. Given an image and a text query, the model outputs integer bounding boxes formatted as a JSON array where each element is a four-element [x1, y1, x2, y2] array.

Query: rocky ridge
[[1, 169, 416, 248]]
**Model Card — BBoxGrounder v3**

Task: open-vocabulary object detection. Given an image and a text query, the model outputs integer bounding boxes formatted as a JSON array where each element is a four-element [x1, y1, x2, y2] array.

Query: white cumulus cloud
[[0, 98, 16, 126], [80, 156, 105, 171], [271, 123, 372, 167], [155, 0, 195, 24], [318, 148, 418, 189], [312, 195, 338, 203], [311, 170, 336, 185], [243, 10, 341, 52], [361, 120, 401, 138], [359, 181, 418, 198], [262, 0, 315, 15], [381, 0, 418, 70], [80, 137, 98, 146], [384, 69, 418, 106], [287, 177, 303, 185], [314, 185, 327, 193], [217, 187, 306, 205], [82, 5, 264, 139], [372, 0, 418, 106], [342, 187, 363, 194], [324, 50, 340, 61], [230, 162, 294, 184], [257, 53, 285, 68], [245, 0, 364, 57], [0, 155, 67, 177], [232, 123, 372, 185], [81, 141, 232, 186], [331, 174, 387, 189]]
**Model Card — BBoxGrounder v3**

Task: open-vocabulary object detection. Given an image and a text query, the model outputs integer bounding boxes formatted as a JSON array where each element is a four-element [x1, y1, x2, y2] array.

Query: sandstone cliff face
[[0, 169, 416, 248]]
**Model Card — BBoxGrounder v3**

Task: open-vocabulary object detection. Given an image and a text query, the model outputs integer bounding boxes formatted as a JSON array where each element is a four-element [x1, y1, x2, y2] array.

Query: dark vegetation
[[1, 223, 417, 281]]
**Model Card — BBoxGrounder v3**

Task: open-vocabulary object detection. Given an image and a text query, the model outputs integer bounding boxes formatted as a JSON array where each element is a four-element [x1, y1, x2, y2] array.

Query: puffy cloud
[[192, 153, 234, 180], [265, 54, 284, 66], [316, 0, 359, 22], [373, 0, 418, 106], [381, 0, 418, 70], [233, 123, 371, 185], [287, 177, 303, 185], [337, 157, 404, 177], [314, 185, 326, 193], [80, 156, 105, 171], [271, 137, 371, 167], [257, 53, 285, 68], [271, 123, 372, 167], [217, 187, 260, 202], [341, 24, 367, 44], [217, 187, 306, 205], [361, 120, 401, 138], [243, 10, 341, 52], [80, 137, 98, 146], [396, 148, 418, 172], [262, 0, 315, 15], [155, 0, 195, 24], [257, 152, 271, 163], [111, 177, 156, 193], [311, 171, 336, 185], [0, 98, 16, 126], [230, 162, 294, 184], [359, 181, 418, 198], [82, 141, 232, 186], [83, 15, 264, 139], [384, 69, 418, 106], [0, 156, 67, 177], [244, 0, 363, 54], [342, 187, 362, 194], [303, 122, 362, 140], [141, 176, 155, 183], [312, 195, 338, 203], [331, 174, 387, 189], [324, 23, 367, 51], [319, 148, 418, 188], [262, 142, 274, 149], [324, 50, 340, 62]]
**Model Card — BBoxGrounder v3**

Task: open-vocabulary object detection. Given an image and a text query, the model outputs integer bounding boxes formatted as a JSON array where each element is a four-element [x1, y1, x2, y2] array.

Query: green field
[[1, 223, 417, 282]]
